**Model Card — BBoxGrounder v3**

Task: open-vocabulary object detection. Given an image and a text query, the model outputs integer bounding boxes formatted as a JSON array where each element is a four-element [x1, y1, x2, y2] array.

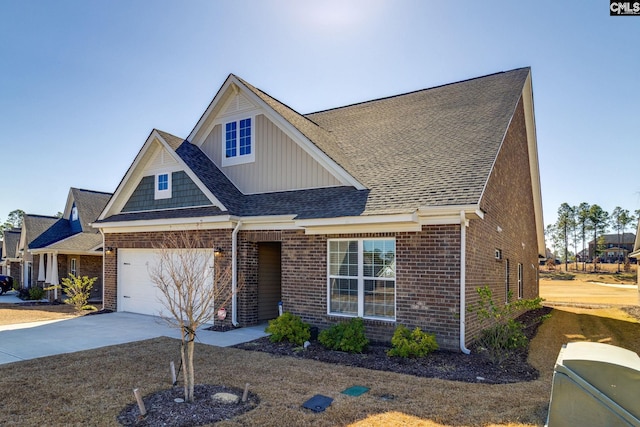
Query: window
[[517, 263, 523, 299], [71, 205, 78, 221], [222, 117, 254, 166], [328, 239, 396, 320], [505, 258, 510, 303], [155, 173, 171, 200], [71, 258, 77, 277]]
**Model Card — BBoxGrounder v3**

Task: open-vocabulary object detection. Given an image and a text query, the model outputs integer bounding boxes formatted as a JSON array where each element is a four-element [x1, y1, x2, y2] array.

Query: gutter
[[460, 210, 471, 354], [231, 220, 243, 326]]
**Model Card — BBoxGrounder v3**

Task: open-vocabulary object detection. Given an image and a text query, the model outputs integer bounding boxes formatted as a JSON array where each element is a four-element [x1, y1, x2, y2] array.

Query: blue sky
[[1, 0, 638, 230]]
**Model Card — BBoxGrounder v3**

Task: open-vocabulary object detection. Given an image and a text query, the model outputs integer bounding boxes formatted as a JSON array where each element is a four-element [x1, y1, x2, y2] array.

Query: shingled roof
[[100, 68, 532, 223], [2, 229, 21, 259], [28, 188, 112, 252]]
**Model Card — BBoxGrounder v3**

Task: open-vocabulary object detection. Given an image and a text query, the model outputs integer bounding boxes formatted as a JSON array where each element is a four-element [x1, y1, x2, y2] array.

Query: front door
[[257, 242, 282, 321]]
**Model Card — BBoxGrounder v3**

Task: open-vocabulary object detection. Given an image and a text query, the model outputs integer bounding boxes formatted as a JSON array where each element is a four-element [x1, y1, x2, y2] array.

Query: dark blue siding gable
[[122, 171, 212, 212]]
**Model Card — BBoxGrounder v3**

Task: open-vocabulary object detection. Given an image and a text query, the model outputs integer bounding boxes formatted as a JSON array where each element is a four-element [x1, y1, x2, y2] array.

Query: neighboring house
[[18, 215, 59, 289], [1, 229, 22, 284], [628, 220, 640, 287], [587, 233, 636, 262], [94, 68, 545, 351], [24, 188, 112, 301]]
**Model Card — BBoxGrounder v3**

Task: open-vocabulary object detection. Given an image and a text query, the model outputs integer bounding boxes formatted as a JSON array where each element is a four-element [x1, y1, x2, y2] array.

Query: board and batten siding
[[200, 114, 342, 194]]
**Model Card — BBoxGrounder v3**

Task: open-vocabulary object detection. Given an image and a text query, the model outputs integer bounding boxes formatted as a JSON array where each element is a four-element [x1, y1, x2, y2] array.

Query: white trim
[[154, 172, 172, 200], [220, 114, 256, 167]]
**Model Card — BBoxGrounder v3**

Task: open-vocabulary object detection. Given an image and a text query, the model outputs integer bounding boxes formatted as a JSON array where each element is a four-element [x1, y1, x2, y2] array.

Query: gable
[[188, 76, 361, 195], [200, 113, 343, 194], [99, 130, 225, 221], [122, 170, 211, 212]]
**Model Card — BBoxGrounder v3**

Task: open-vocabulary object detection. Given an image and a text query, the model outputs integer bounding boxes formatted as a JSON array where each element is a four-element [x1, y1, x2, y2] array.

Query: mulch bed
[[117, 384, 259, 427], [121, 307, 554, 425], [233, 307, 554, 385]]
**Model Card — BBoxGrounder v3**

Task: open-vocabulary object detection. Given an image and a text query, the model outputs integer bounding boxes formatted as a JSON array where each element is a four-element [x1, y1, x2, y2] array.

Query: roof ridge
[[307, 67, 531, 115]]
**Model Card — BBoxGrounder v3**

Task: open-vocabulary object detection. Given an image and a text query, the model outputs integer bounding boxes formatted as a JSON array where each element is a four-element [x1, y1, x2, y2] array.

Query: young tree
[[148, 231, 235, 403]]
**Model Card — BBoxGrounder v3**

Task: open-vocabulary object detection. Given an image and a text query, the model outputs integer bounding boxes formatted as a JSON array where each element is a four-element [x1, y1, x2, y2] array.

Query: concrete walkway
[[0, 304, 268, 365]]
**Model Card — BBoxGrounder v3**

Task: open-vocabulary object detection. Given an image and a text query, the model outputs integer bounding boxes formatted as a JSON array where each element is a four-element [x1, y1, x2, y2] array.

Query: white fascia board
[[297, 213, 421, 235], [153, 131, 228, 211], [417, 205, 484, 222], [30, 248, 100, 256], [522, 73, 546, 258], [232, 215, 301, 231], [98, 216, 235, 233]]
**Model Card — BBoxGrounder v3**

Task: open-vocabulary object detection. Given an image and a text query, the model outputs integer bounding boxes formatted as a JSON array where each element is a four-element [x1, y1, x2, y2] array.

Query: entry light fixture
[[214, 247, 223, 257]]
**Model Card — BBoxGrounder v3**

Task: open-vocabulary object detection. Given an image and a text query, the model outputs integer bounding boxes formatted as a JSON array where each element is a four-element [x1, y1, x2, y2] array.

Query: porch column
[[51, 253, 59, 300], [45, 253, 53, 284], [37, 254, 45, 282]]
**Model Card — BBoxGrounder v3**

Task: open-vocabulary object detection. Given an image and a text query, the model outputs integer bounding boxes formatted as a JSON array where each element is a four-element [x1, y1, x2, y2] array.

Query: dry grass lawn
[[1, 305, 639, 426], [0, 303, 81, 326]]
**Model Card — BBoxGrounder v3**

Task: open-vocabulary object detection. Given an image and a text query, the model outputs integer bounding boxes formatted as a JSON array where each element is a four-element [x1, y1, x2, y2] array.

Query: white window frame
[[221, 115, 255, 167], [154, 172, 172, 200], [327, 238, 396, 321], [517, 262, 523, 299], [71, 205, 78, 221], [70, 258, 77, 277]]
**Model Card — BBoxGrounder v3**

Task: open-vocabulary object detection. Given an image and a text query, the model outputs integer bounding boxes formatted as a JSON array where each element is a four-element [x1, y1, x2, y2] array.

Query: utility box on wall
[[547, 342, 640, 427]]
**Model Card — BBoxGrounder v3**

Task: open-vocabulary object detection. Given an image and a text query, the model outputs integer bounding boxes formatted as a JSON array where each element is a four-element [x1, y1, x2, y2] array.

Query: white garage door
[[118, 248, 214, 317]]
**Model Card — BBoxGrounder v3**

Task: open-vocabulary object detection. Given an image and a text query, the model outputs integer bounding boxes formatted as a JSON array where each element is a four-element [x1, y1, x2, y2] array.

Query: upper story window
[[71, 206, 78, 221], [155, 172, 171, 200], [222, 117, 255, 166]]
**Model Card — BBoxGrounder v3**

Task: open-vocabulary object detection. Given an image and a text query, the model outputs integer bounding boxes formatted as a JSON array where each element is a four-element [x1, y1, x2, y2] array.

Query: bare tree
[[148, 231, 235, 403]]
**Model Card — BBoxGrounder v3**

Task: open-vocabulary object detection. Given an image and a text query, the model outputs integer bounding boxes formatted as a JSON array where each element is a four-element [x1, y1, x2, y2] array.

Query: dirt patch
[[233, 307, 552, 385], [117, 384, 259, 426]]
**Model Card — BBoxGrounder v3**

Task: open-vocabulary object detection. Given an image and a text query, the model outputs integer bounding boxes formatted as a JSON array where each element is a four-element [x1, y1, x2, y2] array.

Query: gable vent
[[223, 93, 254, 116]]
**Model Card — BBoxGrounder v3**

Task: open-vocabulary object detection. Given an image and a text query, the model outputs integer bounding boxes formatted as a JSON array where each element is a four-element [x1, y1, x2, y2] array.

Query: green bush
[[28, 286, 46, 301], [468, 286, 545, 365], [265, 312, 310, 345], [46, 274, 97, 311], [387, 325, 439, 358], [319, 317, 369, 353]]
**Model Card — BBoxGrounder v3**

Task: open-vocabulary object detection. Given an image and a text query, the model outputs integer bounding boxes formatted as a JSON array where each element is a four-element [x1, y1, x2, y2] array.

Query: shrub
[[387, 325, 439, 358], [46, 274, 97, 311], [319, 317, 369, 353], [265, 312, 310, 345], [28, 286, 45, 301], [468, 286, 545, 365]]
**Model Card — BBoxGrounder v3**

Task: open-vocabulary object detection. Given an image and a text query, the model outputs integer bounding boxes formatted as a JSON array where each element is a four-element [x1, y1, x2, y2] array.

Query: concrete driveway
[[0, 310, 268, 365]]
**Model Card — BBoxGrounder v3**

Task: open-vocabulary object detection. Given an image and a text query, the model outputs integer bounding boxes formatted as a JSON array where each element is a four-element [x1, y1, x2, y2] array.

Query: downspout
[[460, 210, 471, 354], [231, 220, 243, 327], [100, 229, 106, 311]]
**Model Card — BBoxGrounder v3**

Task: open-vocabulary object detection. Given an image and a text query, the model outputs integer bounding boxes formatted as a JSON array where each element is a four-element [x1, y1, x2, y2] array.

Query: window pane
[[239, 118, 251, 155], [225, 122, 237, 158], [364, 279, 395, 318], [363, 240, 395, 278], [329, 278, 358, 315], [157, 174, 168, 191], [329, 240, 358, 276]]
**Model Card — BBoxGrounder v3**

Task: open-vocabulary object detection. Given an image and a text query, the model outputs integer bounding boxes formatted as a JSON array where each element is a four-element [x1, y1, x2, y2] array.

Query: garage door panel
[[118, 248, 214, 317]]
